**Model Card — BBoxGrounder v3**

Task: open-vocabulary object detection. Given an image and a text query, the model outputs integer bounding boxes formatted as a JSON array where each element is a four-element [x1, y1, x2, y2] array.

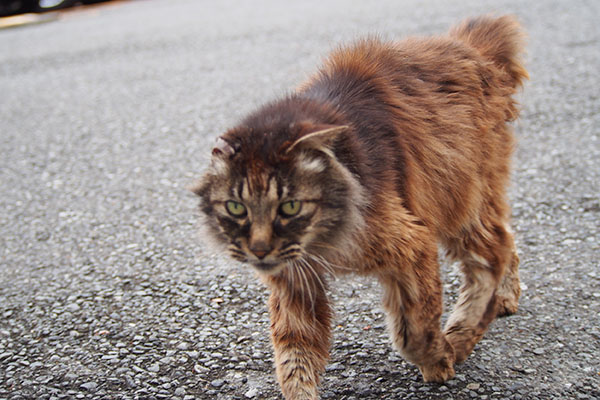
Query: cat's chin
[[251, 261, 287, 276]]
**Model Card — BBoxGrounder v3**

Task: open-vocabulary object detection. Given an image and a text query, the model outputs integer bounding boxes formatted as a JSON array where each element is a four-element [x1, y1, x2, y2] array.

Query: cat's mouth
[[252, 260, 286, 275]]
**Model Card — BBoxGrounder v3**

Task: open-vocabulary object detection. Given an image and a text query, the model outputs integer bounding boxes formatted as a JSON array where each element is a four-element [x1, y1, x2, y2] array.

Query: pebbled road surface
[[1, 0, 599, 399]]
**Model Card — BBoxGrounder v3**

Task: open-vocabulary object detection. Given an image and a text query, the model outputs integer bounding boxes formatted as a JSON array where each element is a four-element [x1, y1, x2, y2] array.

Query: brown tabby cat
[[193, 15, 527, 400]]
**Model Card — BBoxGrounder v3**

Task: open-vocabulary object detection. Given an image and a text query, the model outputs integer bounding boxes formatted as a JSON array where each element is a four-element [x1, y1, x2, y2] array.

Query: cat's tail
[[450, 15, 529, 89]]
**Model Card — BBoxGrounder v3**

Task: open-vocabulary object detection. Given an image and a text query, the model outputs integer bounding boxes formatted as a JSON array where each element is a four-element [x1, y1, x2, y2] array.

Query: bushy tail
[[450, 15, 529, 88]]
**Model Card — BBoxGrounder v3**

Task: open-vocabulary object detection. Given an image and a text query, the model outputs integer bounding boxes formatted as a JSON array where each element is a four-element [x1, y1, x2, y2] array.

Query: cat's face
[[195, 124, 362, 275]]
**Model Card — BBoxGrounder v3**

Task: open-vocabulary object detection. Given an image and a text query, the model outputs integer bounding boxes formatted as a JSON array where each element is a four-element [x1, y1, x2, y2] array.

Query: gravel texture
[[1, 0, 599, 399]]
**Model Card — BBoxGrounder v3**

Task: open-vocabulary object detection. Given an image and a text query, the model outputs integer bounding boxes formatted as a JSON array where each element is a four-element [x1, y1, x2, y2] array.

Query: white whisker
[[299, 258, 321, 316], [295, 260, 307, 308], [297, 260, 314, 312], [301, 257, 327, 294], [309, 255, 335, 277], [286, 260, 296, 294], [298, 264, 312, 305], [308, 253, 352, 274], [310, 241, 339, 252]]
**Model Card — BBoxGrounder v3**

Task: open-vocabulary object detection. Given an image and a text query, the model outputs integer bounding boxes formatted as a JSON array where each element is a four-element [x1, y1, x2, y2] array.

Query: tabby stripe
[[276, 177, 284, 199], [280, 242, 301, 250], [280, 249, 302, 259], [236, 180, 244, 199]]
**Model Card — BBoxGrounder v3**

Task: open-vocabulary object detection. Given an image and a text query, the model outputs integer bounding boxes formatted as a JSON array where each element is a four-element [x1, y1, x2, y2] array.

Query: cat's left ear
[[286, 125, 348, 154]]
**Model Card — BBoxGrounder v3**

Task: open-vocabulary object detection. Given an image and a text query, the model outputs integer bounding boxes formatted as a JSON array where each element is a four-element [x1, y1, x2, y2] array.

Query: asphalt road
[[1, 0, 599, 399]]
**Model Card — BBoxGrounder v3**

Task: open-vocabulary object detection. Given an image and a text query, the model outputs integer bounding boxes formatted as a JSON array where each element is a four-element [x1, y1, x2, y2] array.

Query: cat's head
[[194, 117, 364, 276]]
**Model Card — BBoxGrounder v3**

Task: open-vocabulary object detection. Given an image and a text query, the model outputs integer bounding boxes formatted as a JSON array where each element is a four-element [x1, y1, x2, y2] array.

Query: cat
[[193, 15, 527, 400]]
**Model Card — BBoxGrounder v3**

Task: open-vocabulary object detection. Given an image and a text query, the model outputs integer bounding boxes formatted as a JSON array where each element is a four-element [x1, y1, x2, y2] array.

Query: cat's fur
[[194, 15, 527, 400]]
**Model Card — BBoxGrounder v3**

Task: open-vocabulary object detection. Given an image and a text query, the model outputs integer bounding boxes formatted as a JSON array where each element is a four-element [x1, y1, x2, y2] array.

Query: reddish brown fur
[[196, 15, 527, 400]]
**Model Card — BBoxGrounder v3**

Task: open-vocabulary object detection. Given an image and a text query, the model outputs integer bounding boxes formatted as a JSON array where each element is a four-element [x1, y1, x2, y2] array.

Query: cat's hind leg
[[496, 227, 521, 317], [443, 220, 519, 363]]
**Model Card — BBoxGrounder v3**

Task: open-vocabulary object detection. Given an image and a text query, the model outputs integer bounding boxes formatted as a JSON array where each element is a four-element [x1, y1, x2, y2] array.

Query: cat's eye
[[279, 200, 302, 217], [225, 201, 247, 217]]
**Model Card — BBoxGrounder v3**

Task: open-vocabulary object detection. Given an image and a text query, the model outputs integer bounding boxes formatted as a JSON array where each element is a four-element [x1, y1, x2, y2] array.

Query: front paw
[[419, 355, 455, 383], [282, 385, 318, 400]]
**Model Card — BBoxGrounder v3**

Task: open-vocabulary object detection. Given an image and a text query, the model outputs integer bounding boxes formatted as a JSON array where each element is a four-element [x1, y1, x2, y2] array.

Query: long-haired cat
[[193, 15, 527, 400]]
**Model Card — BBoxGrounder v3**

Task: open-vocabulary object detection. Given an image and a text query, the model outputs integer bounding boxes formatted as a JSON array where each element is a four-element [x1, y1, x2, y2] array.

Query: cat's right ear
[[207, 137, 236, 177], [211, 137, 236, 158], [188, 138, 233, 197]]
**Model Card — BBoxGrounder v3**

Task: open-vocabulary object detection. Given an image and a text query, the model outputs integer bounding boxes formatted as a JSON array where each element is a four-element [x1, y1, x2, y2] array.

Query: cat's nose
[[249, 242, 271, 260], [252, 250, 268, 259]]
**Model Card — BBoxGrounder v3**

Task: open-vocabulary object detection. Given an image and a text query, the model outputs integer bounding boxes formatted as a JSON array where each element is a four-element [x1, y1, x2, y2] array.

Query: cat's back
[[301, 33, 496, 145], [300, 20, 526, 234], [305, 28, 519, 117]]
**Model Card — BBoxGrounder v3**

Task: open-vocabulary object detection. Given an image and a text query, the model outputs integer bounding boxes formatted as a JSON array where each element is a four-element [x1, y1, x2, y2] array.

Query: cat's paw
[[495, 278, 521, 317], [496, 252, 521, 318], [419, 356, 455, 383], [444, 328, 478, 364], [496, 295, 519, 317], [281, 384, 319, 400]]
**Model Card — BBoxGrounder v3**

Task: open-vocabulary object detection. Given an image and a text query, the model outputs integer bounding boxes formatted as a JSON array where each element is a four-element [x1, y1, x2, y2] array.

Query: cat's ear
[[207, 137, 237, 177], [286, 125, 348, 154], [211, 137, 236, 158]]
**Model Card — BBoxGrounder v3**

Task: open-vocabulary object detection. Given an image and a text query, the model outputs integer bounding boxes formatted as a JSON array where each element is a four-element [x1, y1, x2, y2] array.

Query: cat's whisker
[[312, 254, 336, 273], [301, 258, 324, 318], [308, 253, 351, 274], [309, 241, 339, 252], [321, 255, 347, 272], [288, 261, 299, 298], [297, 259, 316, 312], [300, 257, 326, 295], [298, 260, 312, 310], [306, 254, 335, 278], [303, 264, 315, 310], [281, 262, 294, 289], [290, 260, 305, 304], [288, 262, 295, 292], [308, 243, 356, 270]]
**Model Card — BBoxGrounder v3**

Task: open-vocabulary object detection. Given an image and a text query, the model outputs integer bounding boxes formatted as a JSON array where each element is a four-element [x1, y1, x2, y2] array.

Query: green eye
[[226, 201, 247, 217], [279, 200, 302, 217]]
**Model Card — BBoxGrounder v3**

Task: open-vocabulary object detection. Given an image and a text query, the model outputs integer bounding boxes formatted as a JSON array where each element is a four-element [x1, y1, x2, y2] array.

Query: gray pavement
[[1, 0, 599, 399]]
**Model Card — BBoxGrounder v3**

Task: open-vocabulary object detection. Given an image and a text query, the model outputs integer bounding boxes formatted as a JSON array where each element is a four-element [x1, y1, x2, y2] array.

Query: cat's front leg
[[265, 271, 332, 400]]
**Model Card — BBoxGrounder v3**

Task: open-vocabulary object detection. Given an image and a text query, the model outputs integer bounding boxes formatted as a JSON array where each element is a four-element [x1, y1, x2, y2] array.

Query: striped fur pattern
[[194, 15, 527, 399]]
